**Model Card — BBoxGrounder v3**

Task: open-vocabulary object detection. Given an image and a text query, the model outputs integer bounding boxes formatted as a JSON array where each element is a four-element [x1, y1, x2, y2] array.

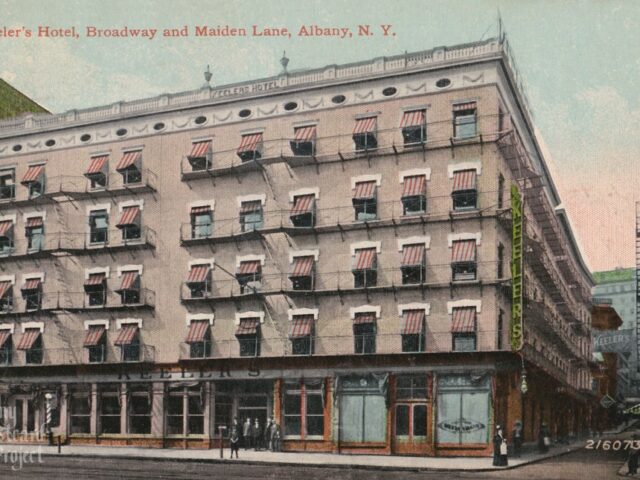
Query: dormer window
[[237, 132, 263, 162], [187, 140, 212, 171], [116, 150, 142, 185], [352, 116, 377, 152], [290, 125, 316, 156], [21, 164, 45, 198]]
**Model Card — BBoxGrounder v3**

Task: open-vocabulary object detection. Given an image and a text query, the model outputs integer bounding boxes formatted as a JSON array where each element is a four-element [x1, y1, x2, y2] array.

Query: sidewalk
[[0, 440, 589, 472]]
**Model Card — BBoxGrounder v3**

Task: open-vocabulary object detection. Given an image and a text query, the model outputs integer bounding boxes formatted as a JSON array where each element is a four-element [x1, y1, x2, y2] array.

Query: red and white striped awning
[[352, 181, 376, 200], [237, 133, 263, 153], [25, 217, 43, 228], [290, 256, 314, 277], [0, 281, 11, 299], [353, 248, 377, 270], [116, 151, 142, 171], [353, 312, 376, 325], [188, 141, 212, 159], [21, 278, 41, 291], [452, 170, 477, 191], [191, 205, 211, 215], [401, 310, 425, 335], [0, 330, 11, 349], [400, 110, 426, 128], [0, 220, 13, 237], [240, 201, 262, 214], [289, 315, 314, 338], [115, 324, 139, 345], [21, 165, 44, 184], [451, 307, 476, 333], [453, 102, 477, 112], [451, 240, 476, 263], [84, 272, 106, 287], [290, 194, 314, 216], [85, 155, 108, 176], [186, 264, 211, 283], [293, 125, 316, 142], [353, 117, 376, 135], [83, 325, 106, 347], [401, 244, 425, 266], [402, 175, 426, 197], [185, 320, 209, 343], [116, 206, 141, 227], [16, 328, 40, 350], [235, 318, 260, 336], [117, 271, 139, 291], [238, 260, 260, 275]]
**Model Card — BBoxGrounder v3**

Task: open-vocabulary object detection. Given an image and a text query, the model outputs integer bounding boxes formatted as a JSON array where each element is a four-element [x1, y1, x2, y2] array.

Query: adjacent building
[[0, 37, 595, 456]]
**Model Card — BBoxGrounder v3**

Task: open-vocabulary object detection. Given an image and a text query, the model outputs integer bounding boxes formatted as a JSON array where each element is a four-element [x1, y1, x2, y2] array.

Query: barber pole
[[44, 393, 53, 445]]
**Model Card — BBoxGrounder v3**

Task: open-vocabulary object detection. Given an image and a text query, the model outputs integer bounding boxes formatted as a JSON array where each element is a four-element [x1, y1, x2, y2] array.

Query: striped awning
[[238, 260, 260, 275], [16, 328, 40, 350], [85, 155, 108, 175], [353, 312, 376, 325], [236, 318, 260, 336], [294, 125, 316, 142], [185, 320, 209, 343], [290, 256, 314, 277], [21, 278, 41, 291], [84, 272, 106, 287], [400, 110, 426, 128], [452, 170, 477, 191], [401, 244, 425, 266], [117, 271, 139, 291], [353, 248, 376, 270], [186, 264, 211, 284], [188, 141, 212, 159], [453, 102, 477, 112], [0, 220, 13, 237], [451, 240, 476, 263], [25, 217, 43, 228], [237, 133, 263, 153], [289, 315, 314, 338], [116, 151, 141, 171], [114, 324, 139, 345], [0, 281, 11, 299], [353, 117, 376, 134], [451, 307, 476, 333], [83, 325, 106, 347], [290, 194, 314, 216], [191, 205, 211, 215], [21, 164, 44, 184], [240, 200, 262, 214], [401, 310, 425, 335], [116, 206, 141, 227], [352, 181, 376, 200], [402, 175, 426, 197], [0, 330, 11, 349]]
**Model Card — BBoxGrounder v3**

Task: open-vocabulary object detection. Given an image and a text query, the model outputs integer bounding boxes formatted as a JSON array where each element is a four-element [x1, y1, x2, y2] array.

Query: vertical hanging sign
[[510, 184, 524, 351]]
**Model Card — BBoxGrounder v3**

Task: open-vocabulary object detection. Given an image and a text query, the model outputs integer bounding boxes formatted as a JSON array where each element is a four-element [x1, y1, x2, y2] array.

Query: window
[[497, 309, 504, 350], [352, 117, 378, 152], [290, 194, 315, 227], [116, 206, 141, 241], [128, 384, 151, 434], [185, 264, 212, 299], [89, 210, 109, 244], [21, 165, 45, 198], [451, 240, 477, 281], [0, 221, 14, 256], [497, 173, 505, 208], [187, 141, 212, 171], [451, 307, 477, 352], [400, 110, 426, 146], [289, 315, 314, 355], [395, 375, 428, 439], [236, 318, 261, 357], [401, 175, 427, 215], [401, 310, 426, 353], [186, 320, 211, 359], [0, 331, 12, 365], [69, 385, 91, 434], [290, 125, 316, 156], [338, 375, 387, 442], [84, 325, 107, 363], [453, 102, 477, 139], [237, 133, 263, 162], [116, 324, 141, 362], [352, 248, 377, 288], [21, 278, 42, 311], [116, 271, 141, 305], [283, 379, 324, 438], [353, 313, 376, 354], [400, 244, 426, 285], [0, 282, 12, 313], [166, 384, 204, 436], [25, 217, 44, 252], [19, 329, 43, 364], [239, 200, 263, 232], [452, 169, 478, 210], [84, 273, 107, 307], [99, 385, 121, 434], [84, 155, 108, 189], [116, 151, 142, 185], [190, 206, 213, 239], [497, 243, 504, 279], [236, 260, 262, 294], [352, 180, 377, 221], [289, 256, 315, 291], [0, 170, 15, 200]]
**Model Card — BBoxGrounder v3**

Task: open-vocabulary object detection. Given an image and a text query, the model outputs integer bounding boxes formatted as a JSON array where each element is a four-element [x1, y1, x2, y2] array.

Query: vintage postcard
[[0, 0, 638, 478]]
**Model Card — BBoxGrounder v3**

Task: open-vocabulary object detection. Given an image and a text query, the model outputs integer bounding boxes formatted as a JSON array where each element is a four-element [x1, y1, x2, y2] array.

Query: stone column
[[207, 381, 216, 439], [90, 383, 98, 436], [151, 382, 164, 439], [120, 383, 128, 435], [58, 384, 68, 439], [203, 382, 212, 444]]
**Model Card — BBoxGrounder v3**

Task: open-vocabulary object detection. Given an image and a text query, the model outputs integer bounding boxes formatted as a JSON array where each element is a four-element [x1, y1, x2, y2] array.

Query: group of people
[[492, 421, 550, 467], [229, 417, 281, 458]]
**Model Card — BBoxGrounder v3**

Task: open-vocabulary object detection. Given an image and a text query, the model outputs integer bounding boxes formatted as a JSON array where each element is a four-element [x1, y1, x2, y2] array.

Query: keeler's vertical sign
[[510, 184, 523, 351]]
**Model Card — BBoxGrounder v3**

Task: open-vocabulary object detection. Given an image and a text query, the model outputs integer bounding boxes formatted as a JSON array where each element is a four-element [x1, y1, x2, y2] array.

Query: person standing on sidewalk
[[538, 422, 550, 453], [493, 425, 508, 466], [243, 418, 252, 450], [512, 420, 523, 458], [252, 418, 262, 451], [229, 425, 240, 459], [264, 417, 273, 451], [271, 420, 281, 452]]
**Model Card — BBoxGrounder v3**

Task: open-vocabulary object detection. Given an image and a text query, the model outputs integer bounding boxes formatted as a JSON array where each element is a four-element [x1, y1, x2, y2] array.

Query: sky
[[0, 0, 638, 272]]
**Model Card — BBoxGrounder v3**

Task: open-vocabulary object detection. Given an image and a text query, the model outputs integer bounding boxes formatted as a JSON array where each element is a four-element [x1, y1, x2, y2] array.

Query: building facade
[[0, 37, 595, 456]]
